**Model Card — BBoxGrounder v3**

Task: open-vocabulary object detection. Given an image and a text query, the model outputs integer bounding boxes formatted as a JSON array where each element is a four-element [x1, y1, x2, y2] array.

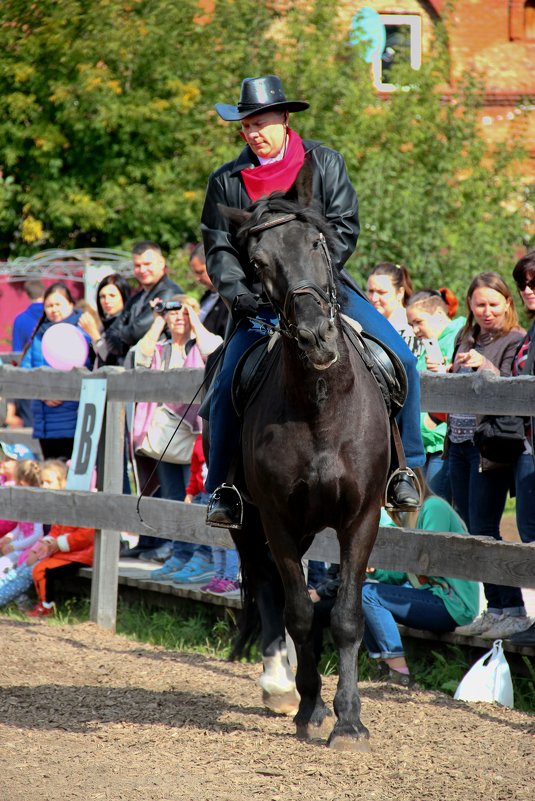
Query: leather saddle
[[231, 323, 407, 419]]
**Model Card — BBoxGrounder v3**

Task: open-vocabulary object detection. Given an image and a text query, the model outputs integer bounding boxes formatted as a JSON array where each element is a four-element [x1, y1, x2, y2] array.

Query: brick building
[[340, 1, 535, 162]]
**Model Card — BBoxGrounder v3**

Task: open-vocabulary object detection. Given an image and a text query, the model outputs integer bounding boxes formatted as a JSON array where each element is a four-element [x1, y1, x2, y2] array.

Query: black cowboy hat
[[215, 75, 309, 121]]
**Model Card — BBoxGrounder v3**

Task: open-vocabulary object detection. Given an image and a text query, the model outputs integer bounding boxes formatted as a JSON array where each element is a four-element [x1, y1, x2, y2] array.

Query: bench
[[73, 563, 535, 661]]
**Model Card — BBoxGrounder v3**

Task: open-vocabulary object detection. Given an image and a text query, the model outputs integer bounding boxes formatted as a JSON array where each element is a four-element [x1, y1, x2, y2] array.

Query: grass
[[3, 595, 534, 713], [320, 634, 535, 713]]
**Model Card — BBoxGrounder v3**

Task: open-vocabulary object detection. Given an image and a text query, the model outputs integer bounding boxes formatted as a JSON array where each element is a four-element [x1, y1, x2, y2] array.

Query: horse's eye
[[312, 240, 320, 250], [252, 257, 266, 272]]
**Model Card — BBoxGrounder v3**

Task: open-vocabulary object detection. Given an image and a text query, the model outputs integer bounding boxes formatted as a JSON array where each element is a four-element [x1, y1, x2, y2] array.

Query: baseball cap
[[0, 442, 37, 461]]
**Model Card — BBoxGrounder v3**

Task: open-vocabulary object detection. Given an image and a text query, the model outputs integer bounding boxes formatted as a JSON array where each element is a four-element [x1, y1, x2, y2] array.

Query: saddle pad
[[341, 319, 408, 416]]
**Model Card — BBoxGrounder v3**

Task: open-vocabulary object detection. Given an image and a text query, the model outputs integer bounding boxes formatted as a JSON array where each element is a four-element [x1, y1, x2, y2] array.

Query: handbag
[[473, 414, 525, 464], [136, 405, 196, 464], [454, 640, 514, 707]]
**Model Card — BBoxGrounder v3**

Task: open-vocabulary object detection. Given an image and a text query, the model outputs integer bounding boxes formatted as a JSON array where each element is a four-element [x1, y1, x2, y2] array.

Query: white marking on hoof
[[262, 689, 300, 716], [258, 646, 297, 695]]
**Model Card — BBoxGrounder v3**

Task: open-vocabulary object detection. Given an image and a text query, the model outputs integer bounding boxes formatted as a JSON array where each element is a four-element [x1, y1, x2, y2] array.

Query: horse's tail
[[229, 504, 285, 661]]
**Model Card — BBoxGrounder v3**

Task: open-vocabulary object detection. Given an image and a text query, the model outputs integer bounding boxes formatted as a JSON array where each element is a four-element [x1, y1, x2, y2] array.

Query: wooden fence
[[1, 362, 534, 631]]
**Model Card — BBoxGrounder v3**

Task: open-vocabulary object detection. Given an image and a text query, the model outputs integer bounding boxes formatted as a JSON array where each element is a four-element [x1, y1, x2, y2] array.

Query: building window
[[510, 0, 535, 40], [371, 14, 422, 92], [526, 1, 535, 39]]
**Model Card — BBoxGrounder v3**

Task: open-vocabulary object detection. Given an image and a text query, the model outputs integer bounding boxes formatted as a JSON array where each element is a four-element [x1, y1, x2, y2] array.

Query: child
[[0, 442, 36, 486], [0, 459, 44, 608], [26, 460, 95, 618], [0, 460, 43, 567]]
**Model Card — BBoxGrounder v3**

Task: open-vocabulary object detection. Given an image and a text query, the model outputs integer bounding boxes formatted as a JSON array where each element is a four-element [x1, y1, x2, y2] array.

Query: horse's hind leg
[[259, 636, 300, 715], [256, 579, 299, 716], [327, 513, 379, 752], [263, 524, 333, 740], [231, 512, 299, 715]]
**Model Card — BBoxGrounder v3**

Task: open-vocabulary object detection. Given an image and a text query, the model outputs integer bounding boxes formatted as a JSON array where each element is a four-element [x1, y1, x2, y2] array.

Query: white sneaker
[[480, 615, 533, 640], [454, 611, 503, 636]]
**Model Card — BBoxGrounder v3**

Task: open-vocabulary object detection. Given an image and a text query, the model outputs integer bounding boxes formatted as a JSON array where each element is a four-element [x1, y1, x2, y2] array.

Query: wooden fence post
[[90, 399, 125, 630]]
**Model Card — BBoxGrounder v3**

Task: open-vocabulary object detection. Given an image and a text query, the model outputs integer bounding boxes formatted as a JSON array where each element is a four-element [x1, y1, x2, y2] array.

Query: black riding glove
[[231, 292, 260, 322]]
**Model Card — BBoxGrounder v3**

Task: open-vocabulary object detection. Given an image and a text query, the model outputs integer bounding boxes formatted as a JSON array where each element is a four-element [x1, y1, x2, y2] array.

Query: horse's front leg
[[263, 520, 333, 741], [328, 510, 380, 752]]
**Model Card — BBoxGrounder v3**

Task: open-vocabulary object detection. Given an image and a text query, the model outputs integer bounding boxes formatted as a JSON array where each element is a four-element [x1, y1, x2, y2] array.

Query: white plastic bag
[[454, 640, 514, 708]]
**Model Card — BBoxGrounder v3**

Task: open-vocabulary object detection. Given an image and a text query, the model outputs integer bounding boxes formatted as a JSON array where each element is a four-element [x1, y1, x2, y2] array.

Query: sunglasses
[[516, 277, 535, 292]]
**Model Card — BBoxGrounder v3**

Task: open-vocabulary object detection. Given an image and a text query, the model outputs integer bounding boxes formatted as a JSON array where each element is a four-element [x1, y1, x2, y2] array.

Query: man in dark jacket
[[104, 240, 183, 361], [201, 75, 424, 527]]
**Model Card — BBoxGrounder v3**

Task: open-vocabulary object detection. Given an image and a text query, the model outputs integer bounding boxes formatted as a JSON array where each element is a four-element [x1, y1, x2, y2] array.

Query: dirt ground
[[1, 617, 533, 801]]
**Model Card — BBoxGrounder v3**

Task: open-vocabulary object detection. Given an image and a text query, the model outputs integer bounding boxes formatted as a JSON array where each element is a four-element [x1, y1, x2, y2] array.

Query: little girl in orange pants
[[26, 460, 95, 618]]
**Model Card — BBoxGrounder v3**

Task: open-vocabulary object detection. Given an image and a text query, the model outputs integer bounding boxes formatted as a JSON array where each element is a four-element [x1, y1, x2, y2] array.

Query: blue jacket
[[12, 302, 44, 351], [20, 310, 91, 440]]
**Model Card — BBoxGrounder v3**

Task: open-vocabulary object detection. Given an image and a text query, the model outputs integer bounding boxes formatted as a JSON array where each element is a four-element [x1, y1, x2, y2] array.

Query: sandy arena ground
[[1, 616, 533, 801]]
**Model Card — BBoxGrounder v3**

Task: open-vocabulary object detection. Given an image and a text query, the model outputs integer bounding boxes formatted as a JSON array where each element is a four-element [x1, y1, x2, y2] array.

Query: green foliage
[[0, 0, 532, 295]]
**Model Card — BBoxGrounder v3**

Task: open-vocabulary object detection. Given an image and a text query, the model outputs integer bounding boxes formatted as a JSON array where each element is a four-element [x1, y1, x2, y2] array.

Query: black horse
[[215, 172, 391, 751]]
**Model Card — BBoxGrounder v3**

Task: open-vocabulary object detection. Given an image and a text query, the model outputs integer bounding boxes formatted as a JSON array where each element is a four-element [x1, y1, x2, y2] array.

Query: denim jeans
[[361, 581, 457, 659], [0, 564, 33, 607], [515, 453, 535, 543], [448, 439, 525, 613], [307, 560, 329, 589], [187, 492, 212, 563], [156, 461, 197, 564], [205, 287, 425, 491], [310, 580, 456, 663], [424, 452, 452, 503], [212, 546, 239, 580]]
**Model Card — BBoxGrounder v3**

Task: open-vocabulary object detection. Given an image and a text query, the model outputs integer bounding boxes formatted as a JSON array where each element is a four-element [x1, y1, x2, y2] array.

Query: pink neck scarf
[[241, 129, 305, 202]]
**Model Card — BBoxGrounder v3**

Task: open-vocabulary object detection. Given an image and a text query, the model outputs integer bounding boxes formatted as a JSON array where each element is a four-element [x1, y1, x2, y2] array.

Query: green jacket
[[417, 317, 465, 454], [374, 497, 479, 626]]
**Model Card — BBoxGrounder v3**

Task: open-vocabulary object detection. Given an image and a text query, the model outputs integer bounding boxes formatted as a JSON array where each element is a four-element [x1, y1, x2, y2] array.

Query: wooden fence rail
[[1, 363, 534, 630], [1, 363, 535, 413]]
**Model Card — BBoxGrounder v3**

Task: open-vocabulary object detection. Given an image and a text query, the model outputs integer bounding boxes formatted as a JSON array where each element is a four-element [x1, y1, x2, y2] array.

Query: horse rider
[[201, 75, 425, 528]]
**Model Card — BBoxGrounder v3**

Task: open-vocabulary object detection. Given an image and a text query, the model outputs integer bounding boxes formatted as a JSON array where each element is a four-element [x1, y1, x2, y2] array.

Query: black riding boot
[[386, 469, 422, 511], [206, 484, 243, 529]]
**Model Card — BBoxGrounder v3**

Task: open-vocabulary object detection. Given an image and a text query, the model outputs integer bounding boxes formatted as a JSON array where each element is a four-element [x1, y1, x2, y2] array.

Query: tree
[[0, 0, 532, 297]]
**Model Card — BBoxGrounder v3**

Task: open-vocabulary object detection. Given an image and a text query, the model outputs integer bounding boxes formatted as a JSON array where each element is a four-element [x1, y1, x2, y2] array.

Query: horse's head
[[220, 194, 340, 370]]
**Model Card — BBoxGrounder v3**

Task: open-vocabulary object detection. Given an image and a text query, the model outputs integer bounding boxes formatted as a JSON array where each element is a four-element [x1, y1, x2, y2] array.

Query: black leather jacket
[[104, 273, 183, 360], [201, 139, 360, 310]]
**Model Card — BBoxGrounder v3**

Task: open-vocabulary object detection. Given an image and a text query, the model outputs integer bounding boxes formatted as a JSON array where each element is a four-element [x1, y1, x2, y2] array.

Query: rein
[[248, 213, 338, 341]]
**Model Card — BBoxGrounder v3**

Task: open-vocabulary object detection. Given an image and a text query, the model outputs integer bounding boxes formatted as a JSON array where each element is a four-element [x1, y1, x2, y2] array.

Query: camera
[[154, 300, 183, 314]]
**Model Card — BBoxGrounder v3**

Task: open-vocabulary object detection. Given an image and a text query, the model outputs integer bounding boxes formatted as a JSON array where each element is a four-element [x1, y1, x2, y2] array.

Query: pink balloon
[[41, 323, 89, 371]]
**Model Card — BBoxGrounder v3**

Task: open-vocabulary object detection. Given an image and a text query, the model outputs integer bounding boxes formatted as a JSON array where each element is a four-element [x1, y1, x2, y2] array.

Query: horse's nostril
[[318, 319, 335, 342]]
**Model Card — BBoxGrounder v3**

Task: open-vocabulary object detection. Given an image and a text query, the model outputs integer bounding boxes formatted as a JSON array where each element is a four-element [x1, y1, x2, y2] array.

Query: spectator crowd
[[1, 239, 534, 676]]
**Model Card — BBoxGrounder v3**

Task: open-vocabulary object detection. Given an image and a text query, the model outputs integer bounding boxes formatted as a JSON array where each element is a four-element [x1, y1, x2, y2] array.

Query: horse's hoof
[[295, 715, 334, 741], [262, 688, 300, 716], [328, 734, 371, 753]]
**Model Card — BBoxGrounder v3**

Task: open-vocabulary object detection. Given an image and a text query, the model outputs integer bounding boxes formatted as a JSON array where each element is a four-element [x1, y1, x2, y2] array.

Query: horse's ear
[[218, 204, 252, 227], [286, 159, 314, 207]]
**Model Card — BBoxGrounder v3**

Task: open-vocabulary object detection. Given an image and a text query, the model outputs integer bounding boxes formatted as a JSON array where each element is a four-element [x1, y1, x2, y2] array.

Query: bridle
[[248, 212, 338, 341]]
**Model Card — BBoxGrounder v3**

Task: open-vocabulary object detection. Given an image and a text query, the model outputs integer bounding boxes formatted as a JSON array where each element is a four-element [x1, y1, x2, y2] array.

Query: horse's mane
[[236, 193, 338, 258]]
